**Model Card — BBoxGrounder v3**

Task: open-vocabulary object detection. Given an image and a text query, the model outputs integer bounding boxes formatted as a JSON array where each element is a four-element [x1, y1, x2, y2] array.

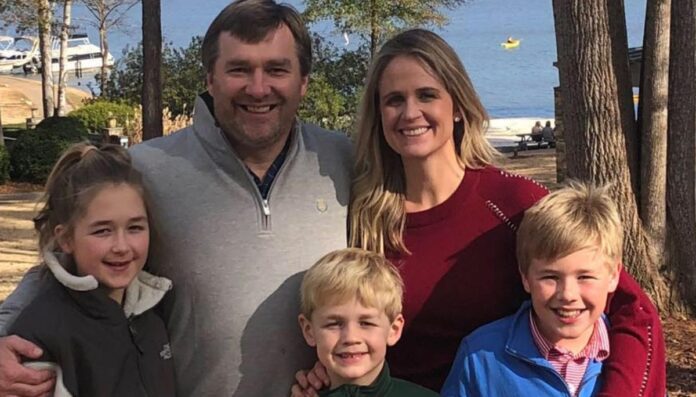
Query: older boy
[[442, 182, 622, 397], [298, 248, 438, 396]]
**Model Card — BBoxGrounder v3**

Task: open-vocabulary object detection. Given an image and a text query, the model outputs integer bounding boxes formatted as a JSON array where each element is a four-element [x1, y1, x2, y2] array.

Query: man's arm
[[0, 266, 56, 396], [599, 269, 666, 397], [0, 266, 43, 336]]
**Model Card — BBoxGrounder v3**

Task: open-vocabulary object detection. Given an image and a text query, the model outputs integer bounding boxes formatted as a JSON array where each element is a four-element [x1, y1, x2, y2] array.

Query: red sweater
[[386, 166, 666, 396]]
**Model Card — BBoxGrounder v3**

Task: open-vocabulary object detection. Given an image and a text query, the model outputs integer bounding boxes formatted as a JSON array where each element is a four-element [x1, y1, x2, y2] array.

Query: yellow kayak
[[501, 39, 520, 49]]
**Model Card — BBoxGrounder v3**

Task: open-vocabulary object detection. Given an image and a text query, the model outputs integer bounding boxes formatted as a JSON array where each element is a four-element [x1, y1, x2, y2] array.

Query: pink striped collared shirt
[[529, 311, 610, 397]]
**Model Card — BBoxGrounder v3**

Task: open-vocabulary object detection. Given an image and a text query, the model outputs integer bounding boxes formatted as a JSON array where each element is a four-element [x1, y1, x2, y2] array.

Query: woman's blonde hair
[[300, 248, 404, 321], [350, 29, 497, 254]]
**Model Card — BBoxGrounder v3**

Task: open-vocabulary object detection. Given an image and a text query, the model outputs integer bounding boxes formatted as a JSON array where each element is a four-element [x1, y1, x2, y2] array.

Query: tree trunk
[[38, 0, 54, 119], [638, 0, 670, 258], [56, 0, 72, 117], [0, 107, 4, 148], [666, 0, 696, 316], [142, 0, 162, 139], [552, 0, 669, 309], [99, 24, 109, 93], [98, 1, 109, 94], [369, 0, 378, 58], [608, 2, 639, 198]]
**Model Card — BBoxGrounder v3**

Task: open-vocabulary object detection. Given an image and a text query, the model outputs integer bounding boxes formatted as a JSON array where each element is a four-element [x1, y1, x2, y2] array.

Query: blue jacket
[[441, 301, 604, 397]]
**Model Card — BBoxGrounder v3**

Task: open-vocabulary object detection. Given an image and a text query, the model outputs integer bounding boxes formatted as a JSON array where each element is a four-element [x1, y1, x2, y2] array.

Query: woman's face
[[378, 55, 457, 163]]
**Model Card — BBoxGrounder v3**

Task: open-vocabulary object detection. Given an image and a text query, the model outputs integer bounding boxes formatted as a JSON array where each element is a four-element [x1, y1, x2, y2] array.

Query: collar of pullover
[[42, 250, 172, 320], [193, 92, 303, 182], [319, 363, 392, 397]]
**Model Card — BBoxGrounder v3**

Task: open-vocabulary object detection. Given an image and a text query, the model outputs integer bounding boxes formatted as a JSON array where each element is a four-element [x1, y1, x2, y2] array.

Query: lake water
[[11, 0, 649, 118]]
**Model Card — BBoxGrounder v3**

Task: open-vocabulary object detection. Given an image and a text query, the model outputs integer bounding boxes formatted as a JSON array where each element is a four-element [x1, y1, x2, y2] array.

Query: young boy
[[298, 248, 438, 396], [441, 182, 622, 397]]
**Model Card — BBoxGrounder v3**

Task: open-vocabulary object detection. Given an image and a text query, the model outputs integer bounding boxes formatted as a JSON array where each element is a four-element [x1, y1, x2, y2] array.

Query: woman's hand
[[290, 361, 329, 397]]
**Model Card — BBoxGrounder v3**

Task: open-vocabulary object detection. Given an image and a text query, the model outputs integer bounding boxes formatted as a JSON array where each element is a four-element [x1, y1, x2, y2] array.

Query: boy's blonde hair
[[300, 248, 403, 321], [517, 181, 623, 274]]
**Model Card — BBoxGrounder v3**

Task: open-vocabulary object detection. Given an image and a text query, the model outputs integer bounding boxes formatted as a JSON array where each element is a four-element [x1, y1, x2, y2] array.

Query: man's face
[[521, 247, 620, 353], [206, 25, 308, 157]]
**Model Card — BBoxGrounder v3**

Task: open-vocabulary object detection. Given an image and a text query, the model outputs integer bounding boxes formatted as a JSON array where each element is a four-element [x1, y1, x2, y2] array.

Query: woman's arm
[[599, 269, 666, 397]]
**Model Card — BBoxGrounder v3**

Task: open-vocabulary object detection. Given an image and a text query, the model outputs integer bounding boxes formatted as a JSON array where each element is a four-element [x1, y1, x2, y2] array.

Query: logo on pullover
[[160, 343, 172, 360], [316, 198, 328, 213]]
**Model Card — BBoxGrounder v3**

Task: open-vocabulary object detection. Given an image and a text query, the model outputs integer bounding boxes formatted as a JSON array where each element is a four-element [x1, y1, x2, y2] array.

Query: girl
[[8, 143, 176, 396]]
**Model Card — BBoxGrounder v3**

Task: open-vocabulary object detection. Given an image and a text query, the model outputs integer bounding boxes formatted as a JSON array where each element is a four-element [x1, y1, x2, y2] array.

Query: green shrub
[[0, 145, 10, 184], [68, 101, 135, 133], [35, 116, 89, 137], [9, 119, 89, 183]]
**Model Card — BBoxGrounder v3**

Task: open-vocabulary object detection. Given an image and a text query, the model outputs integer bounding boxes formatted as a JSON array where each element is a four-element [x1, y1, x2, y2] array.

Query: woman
[[532, 120, 544, 134], [350, 27, 541, 388], [294, 29, 664, 396], [531, 120, 544, 142]]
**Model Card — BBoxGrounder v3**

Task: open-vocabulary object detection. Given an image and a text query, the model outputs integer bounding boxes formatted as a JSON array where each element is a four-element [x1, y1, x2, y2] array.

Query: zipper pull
[[262, 199, 271, 216], [128, 315, 144, 354]]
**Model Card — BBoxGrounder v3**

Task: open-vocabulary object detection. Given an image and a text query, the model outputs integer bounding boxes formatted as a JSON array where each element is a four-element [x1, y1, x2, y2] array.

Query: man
[[0, 1, 353, 395]]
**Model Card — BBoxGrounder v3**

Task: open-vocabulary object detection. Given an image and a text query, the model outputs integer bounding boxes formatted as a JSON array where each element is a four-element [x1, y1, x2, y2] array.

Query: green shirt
[[319, 364, 439, 397]]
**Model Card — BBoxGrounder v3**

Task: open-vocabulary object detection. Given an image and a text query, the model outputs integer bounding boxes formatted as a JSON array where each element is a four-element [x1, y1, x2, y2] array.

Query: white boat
[[49, 33, 114, 74], [0, 36, 39, 74], [0, 34, 113, 75]]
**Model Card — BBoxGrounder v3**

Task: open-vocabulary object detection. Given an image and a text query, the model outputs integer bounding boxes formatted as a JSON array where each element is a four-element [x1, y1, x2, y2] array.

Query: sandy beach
[[0, 75, 91, 124], [0, 192, 40, 298]]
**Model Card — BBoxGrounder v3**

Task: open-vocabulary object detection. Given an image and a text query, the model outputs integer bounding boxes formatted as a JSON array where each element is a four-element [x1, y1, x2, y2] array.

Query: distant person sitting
[[507, 36, 515, 43], [531, 121, 543, 142], [542, 120, 555, 146]]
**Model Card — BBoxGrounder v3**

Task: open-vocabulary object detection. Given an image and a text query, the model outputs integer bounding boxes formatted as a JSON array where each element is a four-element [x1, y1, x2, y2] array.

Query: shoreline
[[0, 74, 555, 135]]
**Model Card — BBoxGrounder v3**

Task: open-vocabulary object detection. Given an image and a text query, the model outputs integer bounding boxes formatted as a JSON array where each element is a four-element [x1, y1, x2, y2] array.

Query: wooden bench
[[513, 133, 554, 157]]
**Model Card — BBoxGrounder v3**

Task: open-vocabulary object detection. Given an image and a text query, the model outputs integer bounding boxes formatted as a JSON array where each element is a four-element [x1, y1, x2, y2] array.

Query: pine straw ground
[[0, 148, 694, 395]]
